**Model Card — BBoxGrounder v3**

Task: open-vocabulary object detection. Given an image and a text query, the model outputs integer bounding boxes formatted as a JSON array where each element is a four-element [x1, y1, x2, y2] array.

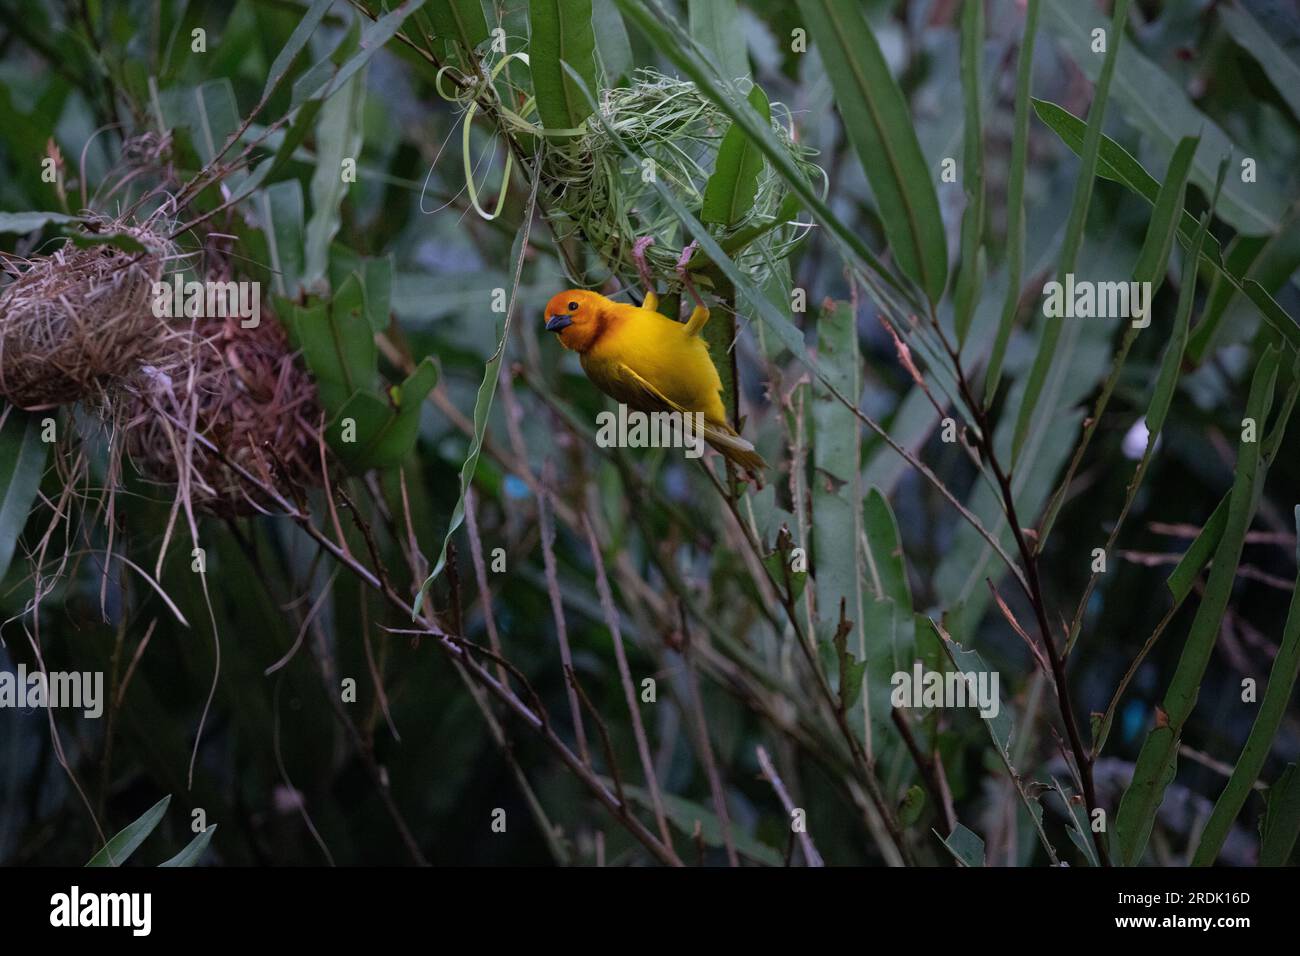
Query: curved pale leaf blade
[[159, 825, 217, 868], [86, 795, 171, 867]]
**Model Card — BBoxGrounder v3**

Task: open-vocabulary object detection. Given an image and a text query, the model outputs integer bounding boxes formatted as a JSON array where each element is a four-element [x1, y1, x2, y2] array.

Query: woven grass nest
[[123, 312, 324, 518], [0, 222, 175, 410], [536, 69, 821, 286]]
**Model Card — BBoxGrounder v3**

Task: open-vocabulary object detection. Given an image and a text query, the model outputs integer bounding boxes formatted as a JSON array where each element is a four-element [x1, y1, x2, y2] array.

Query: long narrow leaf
[[1218, 4, 1300, 124], [688, 0, 747, 84], [1192, 506, 1300, 864], [795, 0, 948, 304], [303, 67, 365, 289], [262, 0, 334, 103], [1011, 0, 1130, 465], [1041, 0, 1280, 235], [1031, 98, 1300, 350], [1039, 135, 1199, 552], [811, 299, 864, 707], [1115, 345, 1283, 866], [1260, 764, 1300, 866], [983, 0, 1039, 401], [86, 795, 171, 867], [953, 0, 985, 343], [1188, 206, 1300, 361], [528, 0, 598, 133], [427, 0, 489, 53], [701, 84, 770, 227], [158, 825, 217, 868]]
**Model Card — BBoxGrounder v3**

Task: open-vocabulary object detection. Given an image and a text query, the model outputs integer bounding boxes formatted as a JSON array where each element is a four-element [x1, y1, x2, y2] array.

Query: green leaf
[[1188, 206, 1300, 361], [1192, 506, 1300, 865], [330, 248, 395, 333], [900, 785, 926, 827], [702, 84, 770, 227], [294, 1, 427, 108], [592, 0, 633, 83], [1218, 4, 1300, 124], [1166, 494, 1229, 603], [158, 825, 217, 868], [192, 78, 241, 168], [984, 0, 1040, 403], [427, 0, 489, 54], [1116, 345, 1283, 866], [833, 615, 867, 712], [941, 823, 985, 866], [290, 275, 376, 417], [1132, 136, 1202, 296], [1011, 0, 1130, 466], [862, 489, 912, 615], [1187, 236, 1267, 363], [331, 358, 438, 471], [259, 179, 305, 299], [86, 795, 171, 867], [795, 0, 948, 304], [262, 0, 334, 103], [303, 65, 365, 290], [812, 301, 863, 664], [763, 533, 807, 603], [688, 0, 747, 84], [953, 0, 985, 344], [1147, 209, 1212, 437], [0, 412, 48, 585], [1166, 357, 1300, 603], [861, 488, 914, 746], [615, 780, 782, 866], [528, 0, 598, 133], [1055, 778, 1101, 868], [1032, 98, 1300, 351], [711, 193, 800, 258], [938, 628, 1013, 767], [1037, 135, 1200, 550], [931, 618, 1058, 862], [1260, 763, 1300, 866], [0, 211, 81, 233], [64, 229, 147, 254], [1041, 0, 1280, 235]]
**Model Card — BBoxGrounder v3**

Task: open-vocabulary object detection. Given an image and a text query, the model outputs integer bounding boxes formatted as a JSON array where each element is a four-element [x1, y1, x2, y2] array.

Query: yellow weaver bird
[[543, 238, 766, 477]]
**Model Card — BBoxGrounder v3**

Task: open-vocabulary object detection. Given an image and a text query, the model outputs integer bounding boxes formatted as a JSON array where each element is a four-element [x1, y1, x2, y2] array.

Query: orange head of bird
[[544, 289, 607, 354]]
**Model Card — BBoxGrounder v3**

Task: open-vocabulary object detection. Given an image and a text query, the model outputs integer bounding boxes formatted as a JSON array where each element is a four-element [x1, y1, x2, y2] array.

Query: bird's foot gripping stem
[[631, 236, 659, 312], [675, 241, 705, 310]]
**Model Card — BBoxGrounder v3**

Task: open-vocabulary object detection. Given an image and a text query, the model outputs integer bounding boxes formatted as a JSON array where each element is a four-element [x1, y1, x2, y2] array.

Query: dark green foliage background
[[2, 0, 1300, 867]]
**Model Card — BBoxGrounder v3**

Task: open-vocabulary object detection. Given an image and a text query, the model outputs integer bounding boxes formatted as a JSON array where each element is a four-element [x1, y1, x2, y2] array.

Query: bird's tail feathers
[[702, 421, 767, 479]]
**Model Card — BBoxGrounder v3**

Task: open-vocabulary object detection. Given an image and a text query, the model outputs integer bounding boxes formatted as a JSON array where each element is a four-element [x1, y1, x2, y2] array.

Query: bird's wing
[[586, 357, 693, 417], [593, 360, 767, 475]]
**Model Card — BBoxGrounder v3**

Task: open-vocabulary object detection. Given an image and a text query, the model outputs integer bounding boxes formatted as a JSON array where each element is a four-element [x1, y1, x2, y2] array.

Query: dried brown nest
[[0, 222, 175, 410], [122, 312, 324, 518]]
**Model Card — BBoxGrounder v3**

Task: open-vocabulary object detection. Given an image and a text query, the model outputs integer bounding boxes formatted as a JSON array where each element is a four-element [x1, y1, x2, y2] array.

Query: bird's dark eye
[[567, 300, 579, 311]]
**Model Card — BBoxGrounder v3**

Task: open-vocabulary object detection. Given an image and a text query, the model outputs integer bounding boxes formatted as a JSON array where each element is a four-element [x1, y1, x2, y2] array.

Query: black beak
[[545, 313, 573, 333]]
